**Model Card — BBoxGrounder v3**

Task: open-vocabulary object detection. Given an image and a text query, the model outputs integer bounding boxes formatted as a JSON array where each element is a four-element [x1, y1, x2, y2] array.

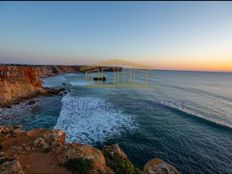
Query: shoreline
[[0, 65, 121, 108], [0, 65, 181, 173]]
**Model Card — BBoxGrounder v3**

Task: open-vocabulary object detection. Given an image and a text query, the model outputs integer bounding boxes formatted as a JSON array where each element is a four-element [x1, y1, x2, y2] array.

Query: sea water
[[0, 70, 232, 174]]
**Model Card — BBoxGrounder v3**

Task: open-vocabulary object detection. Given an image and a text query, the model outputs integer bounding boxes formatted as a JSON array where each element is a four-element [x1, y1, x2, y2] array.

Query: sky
[[0, 2, 232, 72]]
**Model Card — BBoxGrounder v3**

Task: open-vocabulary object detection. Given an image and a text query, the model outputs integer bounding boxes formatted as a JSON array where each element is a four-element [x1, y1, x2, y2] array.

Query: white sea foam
[[70, 81, 91, 86], [54, 95, 137, 144]]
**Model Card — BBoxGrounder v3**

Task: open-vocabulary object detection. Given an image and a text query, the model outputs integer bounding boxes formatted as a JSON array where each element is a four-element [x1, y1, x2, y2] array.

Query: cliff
[[0, 65, 121, 107], [0, 66, 45, 107], [0, 126, 180, 174]]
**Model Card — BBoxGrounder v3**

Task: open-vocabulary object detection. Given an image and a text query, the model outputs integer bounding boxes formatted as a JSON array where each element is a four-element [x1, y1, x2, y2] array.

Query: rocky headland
[[0, 65, 121, 107], [0, 126, 180, 174], [0, 65, 180, 174]]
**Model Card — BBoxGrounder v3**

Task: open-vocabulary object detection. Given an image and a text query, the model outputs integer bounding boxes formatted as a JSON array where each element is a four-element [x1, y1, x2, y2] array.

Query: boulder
[[0, 159, 24, 174], [102, 144, 127, 160], [12, 126, 23, 134], [142, 158, 180, 174], [64, 144, 110, 174], [33, 137, 49, 152], [42, 130, 65, 152], [27, 100, 36, 105], [0, 126, 23, 137], [102, 144, 140, 174], [42, 130, 65, 144]]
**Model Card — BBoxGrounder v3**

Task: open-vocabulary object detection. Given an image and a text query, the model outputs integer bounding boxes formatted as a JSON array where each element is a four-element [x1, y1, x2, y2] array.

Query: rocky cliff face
[[0, 126, 180, 174], [0, 65, 122, 107], [0, 66, 45, 107], [0, 65, 81, 107]]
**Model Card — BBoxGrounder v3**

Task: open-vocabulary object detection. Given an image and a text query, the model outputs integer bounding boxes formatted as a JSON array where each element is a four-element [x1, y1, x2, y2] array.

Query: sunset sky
[[0, 2, 232, 72]]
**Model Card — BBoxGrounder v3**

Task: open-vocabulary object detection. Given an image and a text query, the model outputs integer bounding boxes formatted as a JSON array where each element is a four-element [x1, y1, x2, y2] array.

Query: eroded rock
[[142, 158, 180, 174], [34, 137, 49, 152], [102, 144, 140, 174], [0, 126, 23, 137], [64, 144, 111, 174], [0, 126, 182, 174], [102, 144, 127, 160], [42, 130, 65, 144], [0, 159, 24, 174]]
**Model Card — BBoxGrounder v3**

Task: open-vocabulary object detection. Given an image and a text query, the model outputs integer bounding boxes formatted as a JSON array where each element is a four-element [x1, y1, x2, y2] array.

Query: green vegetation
[[102, 149, 140, 174], [64, 158, 94, 174], [97, 169, 105, 174]]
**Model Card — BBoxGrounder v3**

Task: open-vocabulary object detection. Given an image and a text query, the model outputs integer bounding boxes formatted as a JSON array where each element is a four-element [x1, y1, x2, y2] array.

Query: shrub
[[102, 149, 140, 174], [64, 158, 94, 174]]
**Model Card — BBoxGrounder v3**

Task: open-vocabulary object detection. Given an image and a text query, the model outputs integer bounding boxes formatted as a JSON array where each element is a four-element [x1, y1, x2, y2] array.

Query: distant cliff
[[0, 65, 122, 107]]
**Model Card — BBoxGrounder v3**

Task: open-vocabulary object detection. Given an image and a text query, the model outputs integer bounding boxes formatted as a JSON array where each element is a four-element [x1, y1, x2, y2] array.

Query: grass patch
[[102, 149, 140, 174], [64, 158, 94, 174]]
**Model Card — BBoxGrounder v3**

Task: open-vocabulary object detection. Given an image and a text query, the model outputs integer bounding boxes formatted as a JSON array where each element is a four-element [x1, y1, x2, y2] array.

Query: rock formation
[[0, 65, 180, 174], [0, 126, 181, 174], [142, 158, 180, 174], [0, 65, 122, 107]]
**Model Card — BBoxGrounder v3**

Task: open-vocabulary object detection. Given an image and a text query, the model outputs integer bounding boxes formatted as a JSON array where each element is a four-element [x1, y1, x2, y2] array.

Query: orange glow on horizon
[[137, 57, 232, 72]]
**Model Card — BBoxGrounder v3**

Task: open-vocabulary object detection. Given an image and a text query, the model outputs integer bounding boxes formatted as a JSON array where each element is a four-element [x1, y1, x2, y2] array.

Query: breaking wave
[[54, 95, 137, 144]]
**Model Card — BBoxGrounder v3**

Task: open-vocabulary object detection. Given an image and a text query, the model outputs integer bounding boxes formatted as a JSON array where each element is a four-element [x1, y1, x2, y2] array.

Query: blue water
[[0, 70, 232, 174]]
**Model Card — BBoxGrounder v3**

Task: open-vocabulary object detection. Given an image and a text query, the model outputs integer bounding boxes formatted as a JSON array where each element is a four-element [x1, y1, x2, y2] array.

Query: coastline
[[0, 125, 180, 174], [0, 65, 121, 107], [0, 65, 181, 174]]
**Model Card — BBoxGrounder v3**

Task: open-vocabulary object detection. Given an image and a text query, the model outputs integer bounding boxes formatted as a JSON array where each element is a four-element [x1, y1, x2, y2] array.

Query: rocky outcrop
[[0, 66, 45, 107], [143, 159, 180, 174], [0, 125, 23, 137], [102, 144, 140, 174], [0, 65, 122, 107], [63, 144, 111, 174], [0, 65, 79, 107], [0, 126, 181, 174], [0, 159, 24, 174]]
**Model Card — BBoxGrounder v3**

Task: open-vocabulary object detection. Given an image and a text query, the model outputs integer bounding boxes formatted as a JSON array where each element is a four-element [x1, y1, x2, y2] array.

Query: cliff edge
[[0, 65, 87, 107], [0, 65, 122, 107], [0, 126, 180, 174]]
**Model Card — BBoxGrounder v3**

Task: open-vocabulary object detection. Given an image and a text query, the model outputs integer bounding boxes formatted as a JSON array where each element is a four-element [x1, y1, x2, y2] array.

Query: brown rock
[[143, 158, 180, 174], [102, 144, 140, 174], [42, 130, 65, 144], [102, 144, 127, 160], [0, 126, 23, 137], [12, 126, 23, 134], [33, 137, 49, 152], [0, 159, 24, 174], [0, 152, 5, 157], [64, 144, 110, 174], [0, 126, 10, 134]]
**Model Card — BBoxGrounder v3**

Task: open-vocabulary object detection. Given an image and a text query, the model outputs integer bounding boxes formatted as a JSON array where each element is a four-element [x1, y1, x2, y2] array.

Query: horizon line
[[0, 63, 231, 73]]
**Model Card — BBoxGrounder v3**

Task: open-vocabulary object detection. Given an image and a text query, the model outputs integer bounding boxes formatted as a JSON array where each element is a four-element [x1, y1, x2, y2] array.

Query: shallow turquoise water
[[0, 70, 232, 174]]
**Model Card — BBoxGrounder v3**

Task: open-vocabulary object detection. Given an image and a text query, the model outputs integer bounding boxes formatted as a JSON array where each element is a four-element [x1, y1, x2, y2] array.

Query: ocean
[[0, 70, 232, 174]]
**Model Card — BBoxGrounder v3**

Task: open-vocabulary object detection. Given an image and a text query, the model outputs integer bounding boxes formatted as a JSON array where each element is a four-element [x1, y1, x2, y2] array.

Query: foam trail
[[54, 95, 137, 144]]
